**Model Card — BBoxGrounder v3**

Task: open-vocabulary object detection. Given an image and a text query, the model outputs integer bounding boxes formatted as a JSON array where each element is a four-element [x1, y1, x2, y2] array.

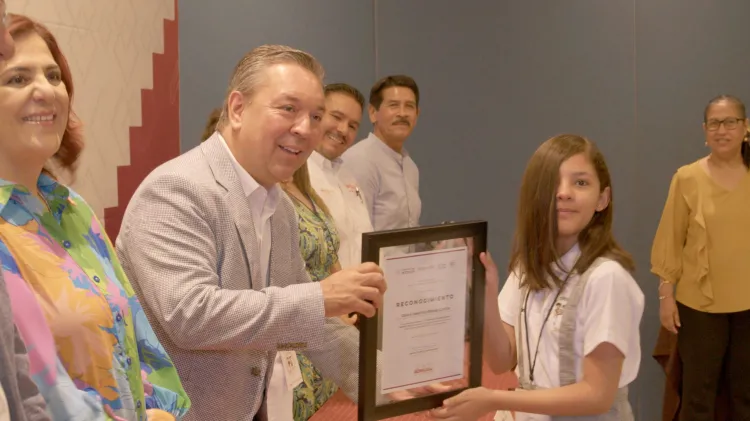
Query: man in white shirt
[[341, 75, 422, 232], [308, 83, 374, 269]]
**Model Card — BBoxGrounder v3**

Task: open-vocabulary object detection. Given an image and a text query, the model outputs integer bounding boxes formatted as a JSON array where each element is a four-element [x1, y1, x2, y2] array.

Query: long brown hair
[[509, 134, 634, 291], [283, 161, 331, 216], [201, 107, 222, 141], [8, 14, 83, 178]]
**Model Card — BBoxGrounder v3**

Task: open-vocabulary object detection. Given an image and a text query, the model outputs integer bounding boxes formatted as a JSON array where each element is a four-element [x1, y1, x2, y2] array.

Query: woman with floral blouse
[[0, 14, 189, 421], [281, 162, 350, 421]]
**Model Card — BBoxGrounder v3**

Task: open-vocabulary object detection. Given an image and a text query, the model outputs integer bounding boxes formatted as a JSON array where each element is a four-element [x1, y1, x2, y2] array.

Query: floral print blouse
[[288, 193, 340, 421], [0, 175, 190, 421]]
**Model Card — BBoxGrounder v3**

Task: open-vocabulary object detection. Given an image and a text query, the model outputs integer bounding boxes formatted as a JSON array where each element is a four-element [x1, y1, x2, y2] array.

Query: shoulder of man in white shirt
[[341, 141, 380, 177], [341, 134, 374, 158], [309, 154, 372, 219], [337, 165, 365, 191], [308, 153, 343, 192]]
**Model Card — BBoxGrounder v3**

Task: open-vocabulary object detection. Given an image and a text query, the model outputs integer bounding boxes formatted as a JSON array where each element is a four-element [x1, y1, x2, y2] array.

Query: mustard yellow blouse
[[651, 160, 750, 313]]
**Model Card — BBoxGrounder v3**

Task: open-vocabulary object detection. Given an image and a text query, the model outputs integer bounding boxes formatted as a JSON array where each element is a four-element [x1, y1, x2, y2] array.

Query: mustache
[[393, 118, 410, 126]]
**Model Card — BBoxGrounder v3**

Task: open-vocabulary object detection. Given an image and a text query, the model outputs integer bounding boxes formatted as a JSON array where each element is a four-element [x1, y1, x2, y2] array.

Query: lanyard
[[521, 271, 572, 384]]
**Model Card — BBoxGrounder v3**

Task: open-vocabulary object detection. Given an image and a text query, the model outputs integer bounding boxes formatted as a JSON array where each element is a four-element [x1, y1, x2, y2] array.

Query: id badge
[[279, 351, 303, 391]]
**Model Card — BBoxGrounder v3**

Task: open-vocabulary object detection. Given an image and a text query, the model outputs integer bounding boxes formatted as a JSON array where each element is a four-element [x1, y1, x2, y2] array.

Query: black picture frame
[[357, 220, 488, 421]]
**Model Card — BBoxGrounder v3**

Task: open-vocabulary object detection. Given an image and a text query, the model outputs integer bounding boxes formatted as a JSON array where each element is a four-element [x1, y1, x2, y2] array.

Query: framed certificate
[[357, 220, 488, 421]]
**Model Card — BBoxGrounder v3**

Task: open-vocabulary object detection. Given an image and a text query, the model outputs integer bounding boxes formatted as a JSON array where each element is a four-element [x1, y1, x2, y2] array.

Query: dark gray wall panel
[[375, 0, 643, 414], [179, 0, 375, 151], [635, 1, 750, 417]]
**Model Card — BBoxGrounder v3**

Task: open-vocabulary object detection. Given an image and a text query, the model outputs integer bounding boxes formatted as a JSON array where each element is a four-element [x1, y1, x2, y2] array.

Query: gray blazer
[[116, 134, 362, 421], [0, 273, 50, 421]]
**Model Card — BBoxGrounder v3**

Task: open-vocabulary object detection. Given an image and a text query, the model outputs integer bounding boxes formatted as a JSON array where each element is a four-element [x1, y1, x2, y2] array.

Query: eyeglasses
[[705, 117, 746, 131]]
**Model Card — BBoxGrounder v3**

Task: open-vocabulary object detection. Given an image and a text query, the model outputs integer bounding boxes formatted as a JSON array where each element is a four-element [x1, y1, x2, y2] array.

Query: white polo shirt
[[307, 151, 374, 268], [497, 244, 645, 421]]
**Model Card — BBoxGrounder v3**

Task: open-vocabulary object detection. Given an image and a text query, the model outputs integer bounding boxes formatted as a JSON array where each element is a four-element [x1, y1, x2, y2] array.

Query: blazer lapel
[[267, 211, 288, 288], [267, 195, 306, 288], [201, 133, 263, 290]]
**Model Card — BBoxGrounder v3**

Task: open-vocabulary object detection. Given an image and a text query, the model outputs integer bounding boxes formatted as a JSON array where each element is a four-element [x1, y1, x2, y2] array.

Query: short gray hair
[[217, 44, 325, 129]]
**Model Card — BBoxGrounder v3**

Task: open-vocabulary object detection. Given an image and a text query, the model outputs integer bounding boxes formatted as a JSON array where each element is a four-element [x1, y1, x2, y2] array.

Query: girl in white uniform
[[432, 134, 645, 420]]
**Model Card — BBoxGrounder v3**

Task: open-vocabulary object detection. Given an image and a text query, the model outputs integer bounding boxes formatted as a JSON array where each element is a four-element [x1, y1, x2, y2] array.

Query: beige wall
[[7, 0, 176, 222]]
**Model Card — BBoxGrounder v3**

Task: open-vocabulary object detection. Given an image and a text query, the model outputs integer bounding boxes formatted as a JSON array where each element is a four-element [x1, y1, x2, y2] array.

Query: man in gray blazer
[[116, 45, 386, 421]]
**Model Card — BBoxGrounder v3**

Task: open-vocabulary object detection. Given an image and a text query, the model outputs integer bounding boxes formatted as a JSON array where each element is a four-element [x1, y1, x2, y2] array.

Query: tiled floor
[[310, 363, 518, 421]]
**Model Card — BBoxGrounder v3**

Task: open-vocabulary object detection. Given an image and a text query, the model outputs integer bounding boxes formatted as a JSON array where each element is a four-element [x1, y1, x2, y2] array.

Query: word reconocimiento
[[395, 294, 454, 308]]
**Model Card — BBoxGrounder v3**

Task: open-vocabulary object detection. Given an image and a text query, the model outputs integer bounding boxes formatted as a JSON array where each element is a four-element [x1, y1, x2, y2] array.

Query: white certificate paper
[[380, 246, 468, 394]]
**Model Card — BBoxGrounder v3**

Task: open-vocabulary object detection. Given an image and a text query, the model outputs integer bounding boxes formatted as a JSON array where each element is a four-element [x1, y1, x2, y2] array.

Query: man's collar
[[369, 132, 409, 160], [310, 150, 343, 172], [217, 133, 279, 199]]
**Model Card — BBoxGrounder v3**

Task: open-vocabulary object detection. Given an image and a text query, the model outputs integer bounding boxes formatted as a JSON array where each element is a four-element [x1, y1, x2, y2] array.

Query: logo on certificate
[[414, 366, 433, 375]]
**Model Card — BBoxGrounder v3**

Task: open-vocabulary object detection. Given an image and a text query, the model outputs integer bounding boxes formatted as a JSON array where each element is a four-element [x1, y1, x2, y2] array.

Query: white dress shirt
[[219, 134, 280, 282], [308, 151, 374, 268], [341, 132, 421, 232], [219, 134, 291, 420]]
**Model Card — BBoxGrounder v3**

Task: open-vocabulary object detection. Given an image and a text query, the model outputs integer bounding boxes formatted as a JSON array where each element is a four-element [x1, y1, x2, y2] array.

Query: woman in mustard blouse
[[652, 94, 750, 421]]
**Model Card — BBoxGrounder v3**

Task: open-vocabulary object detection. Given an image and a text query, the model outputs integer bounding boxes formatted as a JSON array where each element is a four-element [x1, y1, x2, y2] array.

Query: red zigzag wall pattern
[[104, 0, 181, 241]]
